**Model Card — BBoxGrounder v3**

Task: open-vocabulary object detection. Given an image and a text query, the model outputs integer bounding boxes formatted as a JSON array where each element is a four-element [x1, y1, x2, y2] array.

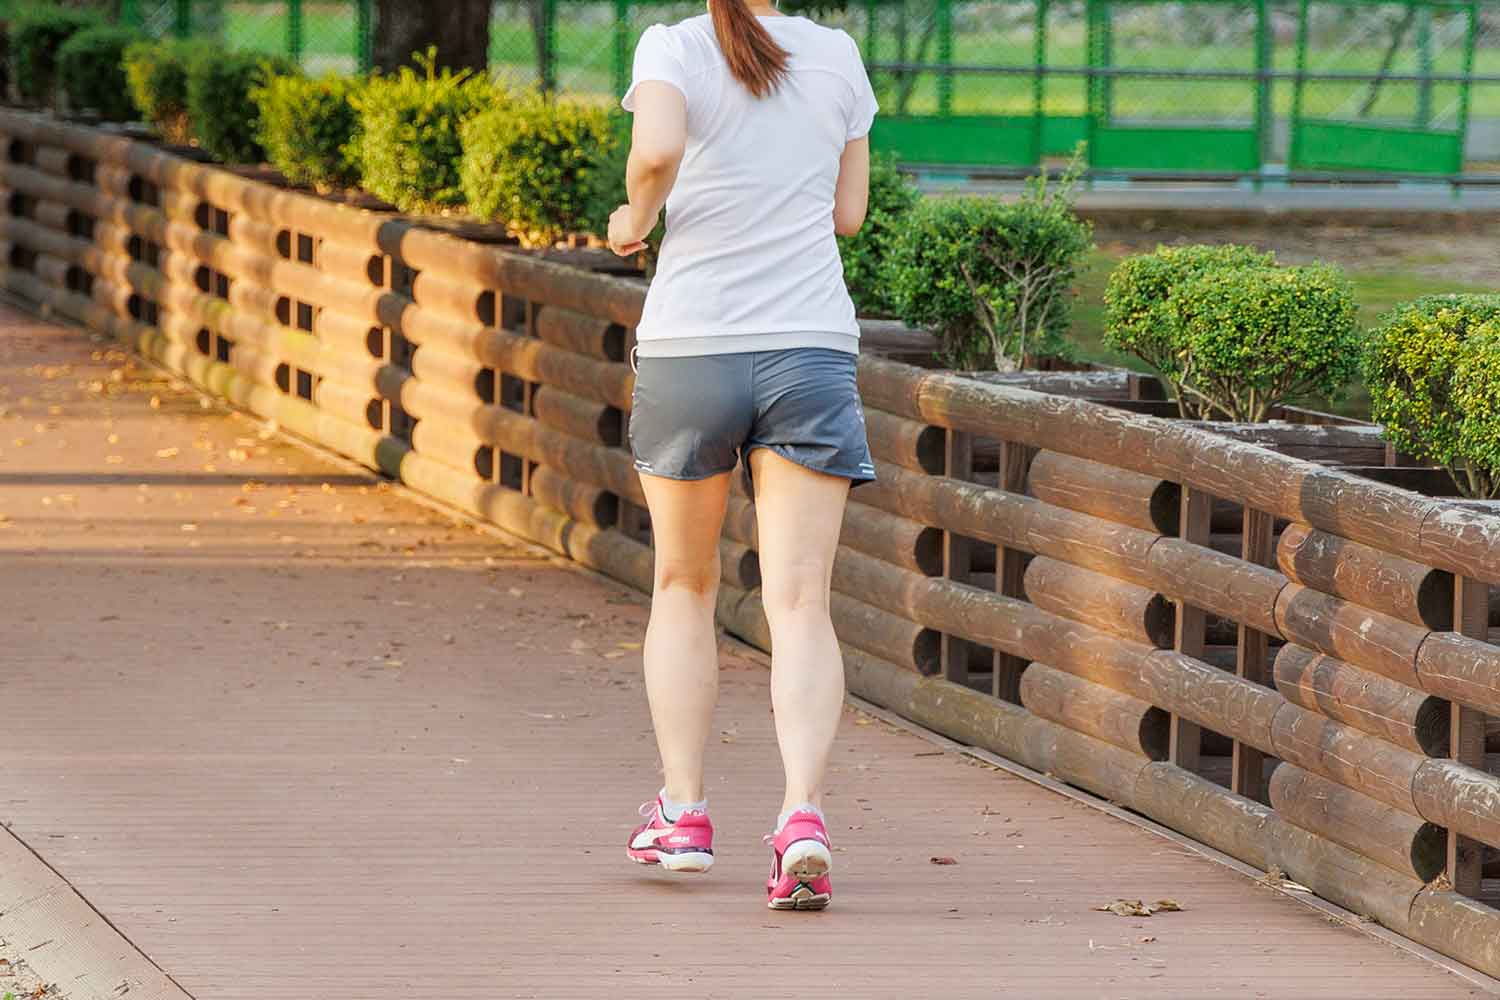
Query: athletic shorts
[[628, 347, 877, 491]]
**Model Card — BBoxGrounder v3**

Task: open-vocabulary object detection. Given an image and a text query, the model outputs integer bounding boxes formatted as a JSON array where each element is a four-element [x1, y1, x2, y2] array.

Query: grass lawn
[[1067, 247, 1495, 417]]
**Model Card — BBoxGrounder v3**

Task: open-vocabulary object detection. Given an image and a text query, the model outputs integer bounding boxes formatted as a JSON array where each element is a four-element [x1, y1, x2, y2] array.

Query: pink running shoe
[[766, 808, 833, 910], [626, 798, 715, 873]]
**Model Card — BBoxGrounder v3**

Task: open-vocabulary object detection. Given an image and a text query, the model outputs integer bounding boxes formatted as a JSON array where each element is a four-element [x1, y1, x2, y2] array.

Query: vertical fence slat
[[1233, 507, 1274, 800], [1450, 574, 1489, 894], [1170, 486, 1212, 771], [940, 428, 972, 685], [993, 440, 1033, 703]]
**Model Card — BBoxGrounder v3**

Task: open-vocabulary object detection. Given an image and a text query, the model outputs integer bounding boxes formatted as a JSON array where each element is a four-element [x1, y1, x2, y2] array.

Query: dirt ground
[[1094, 221, 1500, 288]]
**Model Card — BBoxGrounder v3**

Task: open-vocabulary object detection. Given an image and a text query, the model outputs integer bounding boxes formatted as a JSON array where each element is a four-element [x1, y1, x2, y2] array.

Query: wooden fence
[[6, 108, 1500, 978]]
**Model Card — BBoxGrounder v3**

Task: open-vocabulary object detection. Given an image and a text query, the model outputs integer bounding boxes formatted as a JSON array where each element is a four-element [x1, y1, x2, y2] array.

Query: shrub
[[886, 157, 1092, 370], [839, 153, 919, 317], [11, 4, 101, 104], [350, 49, 499, 213], [252, 72, 361, 190], [1364, 294, 1500, 499], [1103, 243, 1275, 382], [185, 48, 296, 164], [1168, 263, 1359, 422], [124, 39, 204, 144], [1451, 326, 1500, 500], [58, 24, 144, 121], [460, 95, 623, 247]]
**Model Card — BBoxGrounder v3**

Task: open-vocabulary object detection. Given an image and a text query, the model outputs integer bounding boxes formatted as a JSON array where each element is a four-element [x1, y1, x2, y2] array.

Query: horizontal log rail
[[8, 106, 1500, 980]]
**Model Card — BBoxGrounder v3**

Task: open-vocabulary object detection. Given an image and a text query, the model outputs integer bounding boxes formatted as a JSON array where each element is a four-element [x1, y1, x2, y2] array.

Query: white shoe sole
[[629, 849, 714, 873], [768, 839, 832, 910]]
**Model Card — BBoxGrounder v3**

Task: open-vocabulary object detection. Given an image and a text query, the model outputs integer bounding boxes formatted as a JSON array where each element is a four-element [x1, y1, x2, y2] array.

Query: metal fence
[[119, 0, 1500, 174]]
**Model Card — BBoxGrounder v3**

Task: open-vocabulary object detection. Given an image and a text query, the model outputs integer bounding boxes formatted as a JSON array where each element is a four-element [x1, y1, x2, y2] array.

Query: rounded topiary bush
[[186, 48, 296, 164], [58, 24, 145, 121], [350, 50, 499, 213], [839, 153, 919, 317], [886, 165, 1092, 371], [252, 73, 362, 190], [1365, 294, 1500, 498], [124, 39, 204, 144], [1169, 263, 1359, 422], [1103, 243, 1275, 380], [11, 4, 101, 104], [460, 95, 621, 247]]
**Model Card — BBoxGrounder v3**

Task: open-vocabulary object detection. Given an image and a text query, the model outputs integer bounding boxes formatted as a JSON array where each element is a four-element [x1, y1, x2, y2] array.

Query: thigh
[[746, 349, 875, 488], [749, 447, 850, 600], [640, 470, 732, 586]]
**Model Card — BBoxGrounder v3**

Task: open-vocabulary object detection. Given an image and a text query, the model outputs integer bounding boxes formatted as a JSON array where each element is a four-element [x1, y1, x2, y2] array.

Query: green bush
[[839, 153, 919, 317], [886, 158, 1092, 370], [252, 72, 361, 190], [351, 49, 498, 213], [185, 48, 296, 164], [1103, 243, 1275, 381], [124, 39, 203, 144], [1168, 263, 1359, 422], [460, 95, 622, 247], [11, 4, 101, 103], [58, 24, 144, 121], [1364, 294, 1500, 498]]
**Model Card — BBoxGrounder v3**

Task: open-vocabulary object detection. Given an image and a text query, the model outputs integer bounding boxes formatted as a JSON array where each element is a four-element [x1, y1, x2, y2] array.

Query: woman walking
[[608, 0, 878, 910]]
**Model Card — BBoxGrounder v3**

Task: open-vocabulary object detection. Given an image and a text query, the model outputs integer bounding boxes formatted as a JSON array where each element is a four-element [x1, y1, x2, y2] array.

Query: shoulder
[[640, 15, 719, 71]]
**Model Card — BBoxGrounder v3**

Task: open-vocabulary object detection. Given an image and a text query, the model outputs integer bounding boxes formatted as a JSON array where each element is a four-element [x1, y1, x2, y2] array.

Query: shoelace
[[638, 800, 658, 820]]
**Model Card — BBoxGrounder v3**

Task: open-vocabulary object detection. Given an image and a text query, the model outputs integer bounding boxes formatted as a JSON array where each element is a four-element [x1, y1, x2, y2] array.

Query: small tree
[[1168, 263, 1359, 422], [10, 4, 101, 104], [886, 154, 1092, 371], [1365, 294, 1500, 499], [58, 23, 144, 121], [185, 49, 296, 164], [252, 73, 363, 191], [124, 39, 204, 145]]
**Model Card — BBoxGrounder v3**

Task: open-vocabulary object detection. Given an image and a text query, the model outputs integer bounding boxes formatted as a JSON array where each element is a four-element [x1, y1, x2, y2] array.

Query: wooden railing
[[6, 108, 1500, 978]]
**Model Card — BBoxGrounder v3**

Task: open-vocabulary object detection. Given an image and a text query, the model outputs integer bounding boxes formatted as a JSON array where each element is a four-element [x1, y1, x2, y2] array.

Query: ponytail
[[709, 0, 790, 98]]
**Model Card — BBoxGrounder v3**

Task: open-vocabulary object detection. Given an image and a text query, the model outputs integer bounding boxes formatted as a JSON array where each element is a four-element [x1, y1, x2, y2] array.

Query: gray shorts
[[628, 347, 876, 490]]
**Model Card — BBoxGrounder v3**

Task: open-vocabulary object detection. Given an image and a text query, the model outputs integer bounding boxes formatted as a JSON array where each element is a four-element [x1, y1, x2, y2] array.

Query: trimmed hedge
[[886, 164, 1091, 370], [840, 153, 919, 317], [1365, 294, 1500, 499], [11, 4, 100, 103], [252, 72, 362, 191], [1169, 263, 1358, 422], [1103, 243, 1275, 382], [460, 95, 622, 247], [124, 39, 203, 144], [58, 24, 144, 121], [350, 50, 498, 212], [185, 48, 296, 164]]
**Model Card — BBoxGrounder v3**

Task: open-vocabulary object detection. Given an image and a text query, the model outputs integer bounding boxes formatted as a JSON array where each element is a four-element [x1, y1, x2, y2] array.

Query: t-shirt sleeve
[[622, 24, 689, 112], [844, 33, 879, 141]]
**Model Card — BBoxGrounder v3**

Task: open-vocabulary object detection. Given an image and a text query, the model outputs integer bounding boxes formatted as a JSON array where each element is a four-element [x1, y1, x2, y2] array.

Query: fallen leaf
[[1096, 900, 1153, 917], [1153, 898, 1184, 912], [854, 717, 873, 726], [180, 523, 198, 532], [155, 447, 179, 458], [930, 856, 958, 866]]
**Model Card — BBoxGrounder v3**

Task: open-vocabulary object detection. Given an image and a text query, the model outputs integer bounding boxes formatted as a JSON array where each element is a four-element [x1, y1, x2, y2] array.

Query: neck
[[746, 3, 782, 13]]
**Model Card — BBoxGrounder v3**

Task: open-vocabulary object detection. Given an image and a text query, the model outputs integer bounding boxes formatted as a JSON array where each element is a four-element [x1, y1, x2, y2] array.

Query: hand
[[608, 204, 650, 256]]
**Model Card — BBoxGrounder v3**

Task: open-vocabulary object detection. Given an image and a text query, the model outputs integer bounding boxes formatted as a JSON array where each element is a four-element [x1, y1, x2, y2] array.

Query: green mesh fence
[[116, 0, 1496, 174]]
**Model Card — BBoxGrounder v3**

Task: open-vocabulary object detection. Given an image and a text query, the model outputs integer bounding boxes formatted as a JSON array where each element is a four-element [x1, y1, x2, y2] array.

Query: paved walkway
[[0, 302, 1481, 998]]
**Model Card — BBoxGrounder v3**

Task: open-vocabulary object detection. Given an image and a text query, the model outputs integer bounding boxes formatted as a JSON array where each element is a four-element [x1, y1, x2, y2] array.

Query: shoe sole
[[768, 839, 832, 910], [626, 849, 714, 873]]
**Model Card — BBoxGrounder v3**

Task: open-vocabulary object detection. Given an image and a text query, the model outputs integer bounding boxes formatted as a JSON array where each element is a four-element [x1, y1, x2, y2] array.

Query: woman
[[608, 0, 878, 911]]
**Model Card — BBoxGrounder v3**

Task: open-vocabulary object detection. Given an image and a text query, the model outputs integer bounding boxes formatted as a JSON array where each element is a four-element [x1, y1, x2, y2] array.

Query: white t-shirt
[[622, 14, 879, 357]]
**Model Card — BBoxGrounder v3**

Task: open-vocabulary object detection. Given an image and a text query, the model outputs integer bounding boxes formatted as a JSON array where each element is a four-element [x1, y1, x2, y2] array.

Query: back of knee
[[654, 556, 720, 598]]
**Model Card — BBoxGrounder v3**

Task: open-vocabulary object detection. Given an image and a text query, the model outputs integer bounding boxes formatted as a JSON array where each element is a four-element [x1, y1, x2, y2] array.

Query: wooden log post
[[1449, 574, 1489, 895], [1019, 662, 1168, 759], [1026, 449, 1180, 535], [1021, 556, 1174, 647], [1278, 522, 1455, 630], [1171, 486, 1211, 771], [1235, 507, 1275, 801], [1273, 644, 1450, 756]]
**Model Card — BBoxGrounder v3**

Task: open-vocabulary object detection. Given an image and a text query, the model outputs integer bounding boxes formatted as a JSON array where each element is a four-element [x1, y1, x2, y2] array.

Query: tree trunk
[[374, 0, 492, 73]]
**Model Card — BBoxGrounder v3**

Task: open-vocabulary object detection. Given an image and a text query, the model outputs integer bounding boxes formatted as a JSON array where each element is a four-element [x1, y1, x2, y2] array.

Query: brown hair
[[710, 0, 790, 98]]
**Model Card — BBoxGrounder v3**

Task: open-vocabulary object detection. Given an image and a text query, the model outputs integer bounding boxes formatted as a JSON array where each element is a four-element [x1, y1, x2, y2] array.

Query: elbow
[[632, 145, 683, 178], [833, 211, 866, 237]]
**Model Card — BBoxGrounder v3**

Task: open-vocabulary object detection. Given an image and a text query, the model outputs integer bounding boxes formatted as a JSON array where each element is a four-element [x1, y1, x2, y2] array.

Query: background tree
[[374, 0, 491, 73]]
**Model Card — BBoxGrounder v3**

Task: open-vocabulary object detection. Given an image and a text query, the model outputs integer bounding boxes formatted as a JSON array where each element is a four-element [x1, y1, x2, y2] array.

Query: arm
[[608, 81, 688, 256], [832, 136, 870, 237]]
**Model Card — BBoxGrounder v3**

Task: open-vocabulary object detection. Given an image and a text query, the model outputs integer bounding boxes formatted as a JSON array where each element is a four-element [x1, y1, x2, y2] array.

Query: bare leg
[[749, 448, 851, 815], [638, 470, 731, 805]]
